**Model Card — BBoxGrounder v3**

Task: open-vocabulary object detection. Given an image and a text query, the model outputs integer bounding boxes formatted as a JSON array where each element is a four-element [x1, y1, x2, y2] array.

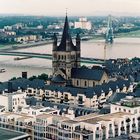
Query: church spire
[[57, 14, 76, 51], [61, 14, 71, 43]]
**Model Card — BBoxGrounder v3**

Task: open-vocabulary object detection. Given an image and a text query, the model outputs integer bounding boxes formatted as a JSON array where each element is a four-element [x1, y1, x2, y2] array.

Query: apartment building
[[44, 79, 133, 108], [0, 92, 27, 112], [0, 112, 35, 139], [33, 96, 140, 140]]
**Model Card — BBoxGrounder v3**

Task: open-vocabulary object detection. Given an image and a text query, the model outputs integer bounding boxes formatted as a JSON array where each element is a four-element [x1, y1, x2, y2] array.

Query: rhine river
[[0, 37, 140, 82]]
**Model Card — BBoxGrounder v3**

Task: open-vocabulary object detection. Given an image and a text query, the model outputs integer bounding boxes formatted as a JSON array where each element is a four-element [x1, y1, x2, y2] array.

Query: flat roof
[[0, 127, 28, 140], [0, 112, 33, 122], [36, 114, 53, 119], [36, 114, 69, 121], [83, 112, 132, 124], [74, 113, 100, 121], [63, 120, 79, 125]]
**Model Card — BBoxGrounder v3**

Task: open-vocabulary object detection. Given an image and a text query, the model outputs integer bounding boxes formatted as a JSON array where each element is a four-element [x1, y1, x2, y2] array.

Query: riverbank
[[0, 40, 54, 51], [116, 30, 140, 38], [0, 30, 140, 52]]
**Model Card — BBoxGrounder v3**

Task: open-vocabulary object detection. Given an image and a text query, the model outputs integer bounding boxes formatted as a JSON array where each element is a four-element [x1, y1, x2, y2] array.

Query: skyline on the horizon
[[0, 0, 140, 16]]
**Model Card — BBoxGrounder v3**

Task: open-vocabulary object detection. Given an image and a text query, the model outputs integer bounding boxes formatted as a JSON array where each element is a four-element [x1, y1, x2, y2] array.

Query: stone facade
[[52, 16, 80, 82]]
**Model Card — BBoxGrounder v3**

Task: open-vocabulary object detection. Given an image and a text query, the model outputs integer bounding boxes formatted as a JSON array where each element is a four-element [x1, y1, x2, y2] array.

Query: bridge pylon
[[105, 15, 114, 44]]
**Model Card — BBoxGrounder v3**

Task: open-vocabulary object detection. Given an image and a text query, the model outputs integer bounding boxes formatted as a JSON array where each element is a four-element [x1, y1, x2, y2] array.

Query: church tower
[[52, 15, 81, 81]]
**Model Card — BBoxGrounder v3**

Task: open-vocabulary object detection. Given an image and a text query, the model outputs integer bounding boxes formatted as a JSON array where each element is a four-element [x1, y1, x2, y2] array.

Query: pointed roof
[[57, 15, 77, 51]]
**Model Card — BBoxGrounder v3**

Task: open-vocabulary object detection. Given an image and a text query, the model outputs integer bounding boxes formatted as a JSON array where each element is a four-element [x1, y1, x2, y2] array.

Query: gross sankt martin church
[[50, 15, 108, 88]]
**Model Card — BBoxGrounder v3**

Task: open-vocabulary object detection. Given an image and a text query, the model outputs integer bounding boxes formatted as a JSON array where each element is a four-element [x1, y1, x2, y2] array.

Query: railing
[[0, 121, 33, 136]]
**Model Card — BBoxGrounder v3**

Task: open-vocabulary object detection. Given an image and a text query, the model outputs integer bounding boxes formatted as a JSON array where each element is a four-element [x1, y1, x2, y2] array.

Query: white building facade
[[74, 17, 92, 30]]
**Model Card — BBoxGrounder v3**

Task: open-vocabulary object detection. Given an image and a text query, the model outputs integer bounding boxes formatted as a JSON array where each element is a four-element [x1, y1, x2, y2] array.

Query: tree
[[38, 73, 48, 81], [10, 77, 17, 81], [28, 75, 37, 81]]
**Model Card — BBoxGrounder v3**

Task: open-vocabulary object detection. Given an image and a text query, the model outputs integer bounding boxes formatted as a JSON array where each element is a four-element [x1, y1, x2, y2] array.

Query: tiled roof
[[71, 68, 105, 81]]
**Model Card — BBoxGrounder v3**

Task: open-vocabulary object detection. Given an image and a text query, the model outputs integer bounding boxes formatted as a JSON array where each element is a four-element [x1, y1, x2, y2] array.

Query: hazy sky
[[0, 0, 140, 16]]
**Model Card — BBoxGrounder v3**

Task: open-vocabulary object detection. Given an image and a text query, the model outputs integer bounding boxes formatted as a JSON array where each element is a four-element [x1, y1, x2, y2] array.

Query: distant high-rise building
[[74, 17, 92, 30]]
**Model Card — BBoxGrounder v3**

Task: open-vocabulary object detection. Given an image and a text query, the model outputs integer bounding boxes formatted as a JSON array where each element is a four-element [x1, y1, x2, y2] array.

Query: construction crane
[[104, 42, 107, 62]]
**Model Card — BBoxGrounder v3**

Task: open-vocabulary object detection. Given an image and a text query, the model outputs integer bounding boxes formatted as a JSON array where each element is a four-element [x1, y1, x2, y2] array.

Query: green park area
[[0, 45, 5, 48], [116, 30, 140, 38]]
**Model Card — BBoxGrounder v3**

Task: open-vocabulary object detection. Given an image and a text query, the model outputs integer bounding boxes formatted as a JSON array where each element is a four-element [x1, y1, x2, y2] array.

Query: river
[[0, 37, 140, 82]]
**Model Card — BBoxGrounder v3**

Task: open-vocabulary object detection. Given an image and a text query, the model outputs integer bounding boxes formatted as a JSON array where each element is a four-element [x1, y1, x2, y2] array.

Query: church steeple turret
[[76, 33, 81, 51], [53, 33, 57, 51]]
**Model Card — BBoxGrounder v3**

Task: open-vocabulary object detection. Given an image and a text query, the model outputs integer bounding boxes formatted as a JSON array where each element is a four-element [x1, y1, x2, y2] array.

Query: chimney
[[8, 81, 13, 93], [22, 72, 27, 79]]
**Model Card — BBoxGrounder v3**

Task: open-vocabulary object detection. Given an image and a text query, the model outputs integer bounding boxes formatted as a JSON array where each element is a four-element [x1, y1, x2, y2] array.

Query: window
[[77, 80, 79, 86], [85, 81, 87, 87], [134, 109, 137, 114], [109, 124, 112, 127], [93, 82, 95, 86]]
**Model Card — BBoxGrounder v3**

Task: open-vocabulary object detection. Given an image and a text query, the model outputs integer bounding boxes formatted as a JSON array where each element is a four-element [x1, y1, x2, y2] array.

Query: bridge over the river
[[0, 51, 105, 65]]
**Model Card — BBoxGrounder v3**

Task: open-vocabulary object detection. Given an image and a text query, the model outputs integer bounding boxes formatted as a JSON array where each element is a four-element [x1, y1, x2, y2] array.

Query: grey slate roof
[[26, 97, 96, 117], [0, 78, 45, 93], [107, 92, 128, 103], [134, 89, 140, 97], [44, 79, 131, 98], [71, 68, 105, 81], [51, 75, 66, 83], [103, 58, 140, 82]]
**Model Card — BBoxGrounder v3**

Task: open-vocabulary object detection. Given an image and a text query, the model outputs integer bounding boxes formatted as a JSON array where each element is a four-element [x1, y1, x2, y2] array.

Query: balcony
[[132, 123, 136, 132], [74, 128, 93, 135], [120, 126, 125, 135], [108, 129, 113, 138]]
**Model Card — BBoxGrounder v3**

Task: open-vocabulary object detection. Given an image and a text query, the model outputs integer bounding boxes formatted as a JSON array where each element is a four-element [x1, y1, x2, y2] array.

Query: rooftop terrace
[[115, 96, 140, 108], [0, 127, 29, 140]]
